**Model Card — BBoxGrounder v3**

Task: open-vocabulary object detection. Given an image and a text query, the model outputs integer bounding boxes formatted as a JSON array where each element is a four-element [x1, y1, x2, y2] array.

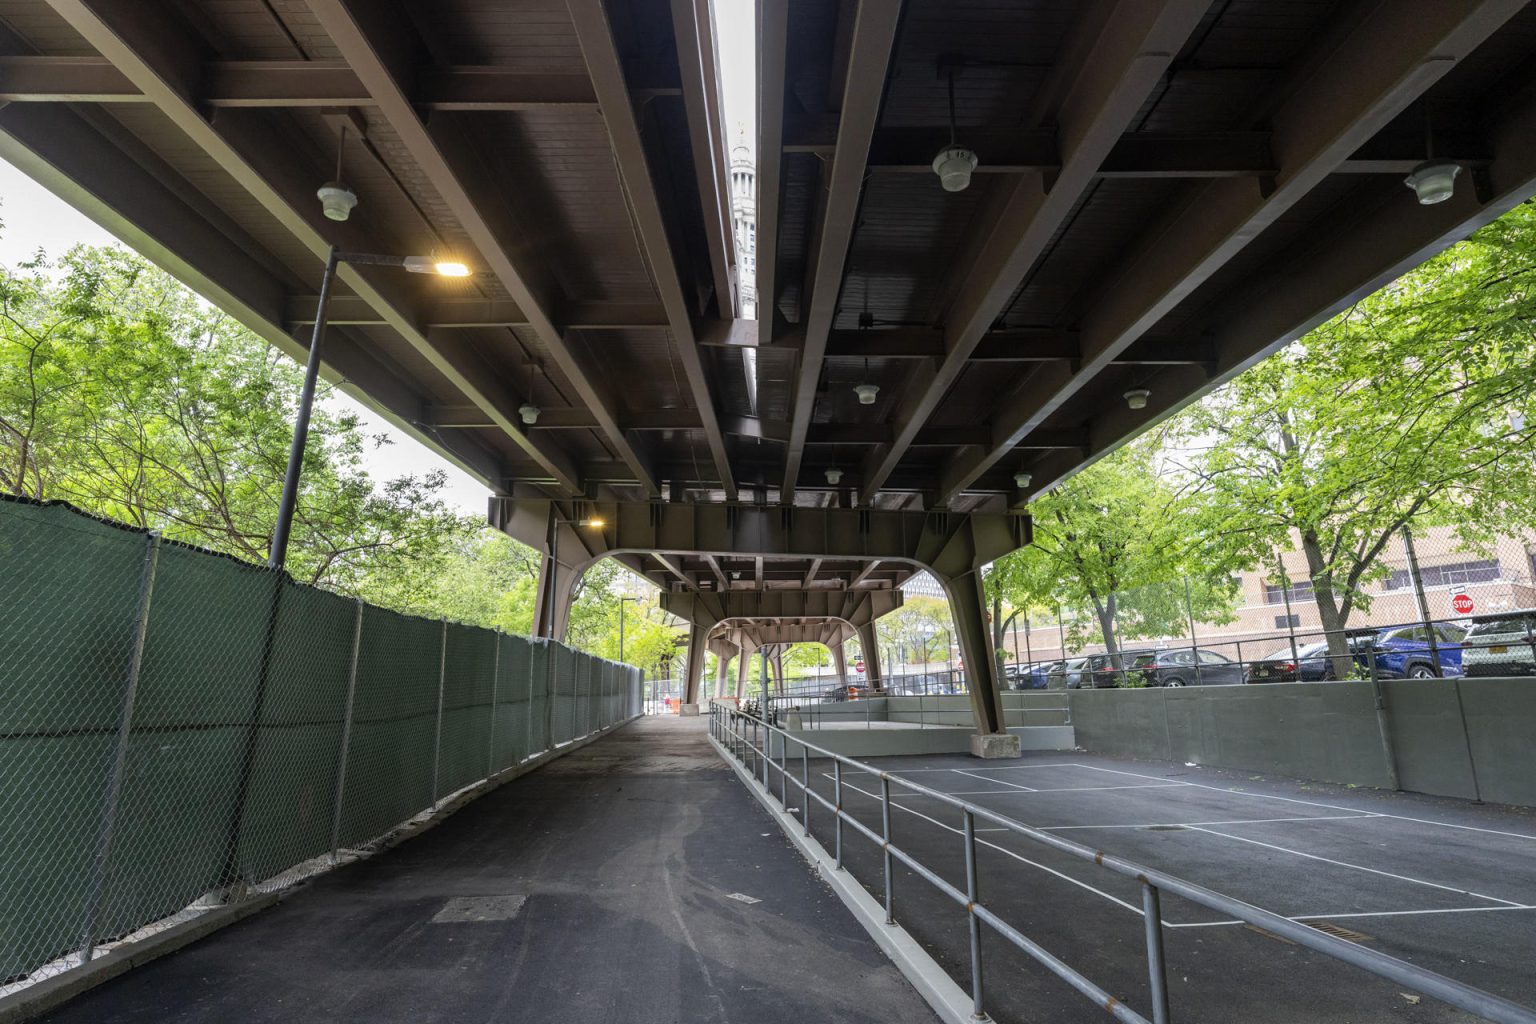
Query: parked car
[[1246, 624, 1465, 682], [1056, 657, 1090, 689], [820, 683, 870, 702], [1007, 661, 1056, 690], [1080, 651, 1156, 688], [1461, 611, 1536, 677], [1130, 648, 1245, 686]]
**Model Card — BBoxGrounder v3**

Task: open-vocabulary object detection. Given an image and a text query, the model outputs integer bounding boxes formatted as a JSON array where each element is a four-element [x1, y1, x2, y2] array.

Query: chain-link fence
[[999, 524, 1536, 688], [0, 496, 643, 993]]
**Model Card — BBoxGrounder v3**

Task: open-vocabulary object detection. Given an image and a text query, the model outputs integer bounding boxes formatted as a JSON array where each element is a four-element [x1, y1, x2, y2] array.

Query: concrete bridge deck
[[34, 716, 933, 1024]]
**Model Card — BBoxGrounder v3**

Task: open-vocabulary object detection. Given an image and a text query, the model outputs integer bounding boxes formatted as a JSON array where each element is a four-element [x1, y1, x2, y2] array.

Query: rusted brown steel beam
[[0, 97, 505, 487], [859, 0, 1211, 506], [780, 0, 904, 503], [306, 0, 659, 497], [755, 0, 787, 331], [940, 0, 1527, 505], [40, 0, 583, 493], [1024, 77, 1536, 504], [0, 55, 600, 108], [567, 0, 737, 500], [670, 0, 736, 317]]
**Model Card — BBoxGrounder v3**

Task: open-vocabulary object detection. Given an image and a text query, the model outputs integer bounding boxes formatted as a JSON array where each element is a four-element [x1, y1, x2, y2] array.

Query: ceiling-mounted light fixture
[[932, 57, 978, 192], [1014, 471, 1032, 490], [854, 383, 880, 405], [1405, 161, 1460, 205], [317, 125, 358, 221], [1124, 388, 1151, 410], [1405, 104, 1460, 206], [518, 403, 540, 425], [825, 467, 844, 486]]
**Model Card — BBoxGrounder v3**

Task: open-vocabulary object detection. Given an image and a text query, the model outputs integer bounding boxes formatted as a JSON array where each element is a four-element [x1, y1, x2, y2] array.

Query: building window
[[1264, 580, 1314, 604], [1384, 559, 1501, 591], [1275, 614, 1301, 628]]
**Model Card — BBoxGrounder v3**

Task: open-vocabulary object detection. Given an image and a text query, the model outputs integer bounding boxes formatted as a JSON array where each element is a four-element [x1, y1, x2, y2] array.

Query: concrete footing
[[970, 732, 1022, 759], [679, 703, 701, 717]]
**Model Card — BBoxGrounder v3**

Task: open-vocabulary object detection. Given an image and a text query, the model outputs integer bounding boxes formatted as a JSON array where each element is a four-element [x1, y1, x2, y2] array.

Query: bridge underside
[[2, 0, 1534, 731]]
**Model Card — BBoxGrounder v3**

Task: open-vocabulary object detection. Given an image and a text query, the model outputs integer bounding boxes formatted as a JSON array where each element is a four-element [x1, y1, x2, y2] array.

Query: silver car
[[1053, 657, 1090, 689], [1461, 611, 1536, 677]]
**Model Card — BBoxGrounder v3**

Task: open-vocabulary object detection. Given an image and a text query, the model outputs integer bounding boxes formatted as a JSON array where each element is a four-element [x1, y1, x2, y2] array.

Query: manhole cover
[[1141, 825, 1189, 832], [430, 895, 527, 923]]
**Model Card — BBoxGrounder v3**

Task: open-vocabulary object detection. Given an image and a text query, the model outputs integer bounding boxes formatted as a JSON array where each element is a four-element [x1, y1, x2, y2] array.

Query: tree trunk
[[1301, 531, 1353, 679], [1092, 593, 1120, 666]]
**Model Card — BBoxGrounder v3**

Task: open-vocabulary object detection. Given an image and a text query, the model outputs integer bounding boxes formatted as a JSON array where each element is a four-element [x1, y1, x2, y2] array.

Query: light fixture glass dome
[[1013, 471, 1032, 489], [1124, 388, 1151, 410], [1404, 161, 1461, 205], [518, 403, 540, 425], [316, 182, 358, 222], [932, 147, 978, 192], [825, 467, 844, 486], [854, 383, 880, 405]]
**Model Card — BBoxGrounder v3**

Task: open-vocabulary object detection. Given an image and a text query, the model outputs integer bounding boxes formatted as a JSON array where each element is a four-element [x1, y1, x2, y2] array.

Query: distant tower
[[729, 137, 757, 320]]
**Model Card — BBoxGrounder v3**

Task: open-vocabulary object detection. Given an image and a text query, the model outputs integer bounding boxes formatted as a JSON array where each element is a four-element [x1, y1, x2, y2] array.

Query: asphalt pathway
[[37, 716, 936, 1024]]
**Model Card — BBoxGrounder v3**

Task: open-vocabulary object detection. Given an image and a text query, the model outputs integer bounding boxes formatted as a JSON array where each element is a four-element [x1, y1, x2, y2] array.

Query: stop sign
[[1452, 593, 1475, 615], [854, 657, 866, 674]]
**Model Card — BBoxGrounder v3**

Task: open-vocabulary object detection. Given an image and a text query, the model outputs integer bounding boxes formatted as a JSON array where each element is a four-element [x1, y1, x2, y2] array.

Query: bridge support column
[[736, 646, 751, 699], [681, 624, 707, 714], [856, 622, 883, 691], [714, 653, 731, 698], [940, 570, 1018, 757], [531, 553, 579, 641], [832, 642, 847, 685]]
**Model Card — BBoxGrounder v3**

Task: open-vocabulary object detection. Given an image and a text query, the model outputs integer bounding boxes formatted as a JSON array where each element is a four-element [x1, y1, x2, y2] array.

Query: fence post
[[881, 775, 895, 925], [1184, 576, 1204, 686], [833, 761, 844, 870], [488, 632, 501, 777], [526, 641, 537, 760], [79, 531, 160, 962], [432, 619, 447, 808], [327, 599, 364, 865], [963, 809, 985, 1021]]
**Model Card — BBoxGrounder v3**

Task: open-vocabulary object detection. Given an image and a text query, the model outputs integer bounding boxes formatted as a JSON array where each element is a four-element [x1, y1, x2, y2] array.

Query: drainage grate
[[1305, 920, 1373, 943], [1141, 825, 1189, 832]]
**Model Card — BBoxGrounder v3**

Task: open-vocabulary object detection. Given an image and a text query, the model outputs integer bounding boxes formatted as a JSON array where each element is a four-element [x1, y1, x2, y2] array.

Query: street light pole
[[268, 248, 470, 571]]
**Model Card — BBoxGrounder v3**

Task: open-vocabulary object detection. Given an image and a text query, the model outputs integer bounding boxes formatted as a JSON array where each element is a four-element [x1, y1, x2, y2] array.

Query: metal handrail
[[708, 704, 1536, 1024]]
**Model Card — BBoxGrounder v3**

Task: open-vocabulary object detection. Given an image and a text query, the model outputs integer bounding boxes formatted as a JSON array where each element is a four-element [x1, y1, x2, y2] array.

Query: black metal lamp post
[[268, 247, 470, 571]]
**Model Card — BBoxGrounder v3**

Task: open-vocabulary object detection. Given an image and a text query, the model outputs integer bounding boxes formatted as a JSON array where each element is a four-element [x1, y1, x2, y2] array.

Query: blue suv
[[1361, 624, 1465, 678]]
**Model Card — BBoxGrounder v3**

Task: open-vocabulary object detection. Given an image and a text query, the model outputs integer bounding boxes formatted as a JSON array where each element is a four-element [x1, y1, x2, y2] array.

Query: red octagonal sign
[[1452, 593, 1475, 615]]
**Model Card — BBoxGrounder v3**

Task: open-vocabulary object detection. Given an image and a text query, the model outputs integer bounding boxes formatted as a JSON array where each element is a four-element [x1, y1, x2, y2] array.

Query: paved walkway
[[39, 716, 933, 1024]]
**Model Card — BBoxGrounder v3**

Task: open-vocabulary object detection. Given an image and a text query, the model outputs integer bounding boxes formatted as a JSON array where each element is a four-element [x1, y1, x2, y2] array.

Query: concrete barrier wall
[[1067, 679, 1536, 807]]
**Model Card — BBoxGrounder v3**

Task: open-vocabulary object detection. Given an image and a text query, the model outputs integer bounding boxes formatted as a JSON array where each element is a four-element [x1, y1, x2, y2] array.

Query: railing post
[[432, 619, 447, 808], [80, 531, 160, 962], [779, 734, 788, 806], [881, 775, 895, 925], [328, 599, 364, 865], [801, 742, 811, 836], [833, 761, 844, 870], [525, 640, 536, 761], [1141, 881, 1171, 1024], [964, 809, 987, 1021]]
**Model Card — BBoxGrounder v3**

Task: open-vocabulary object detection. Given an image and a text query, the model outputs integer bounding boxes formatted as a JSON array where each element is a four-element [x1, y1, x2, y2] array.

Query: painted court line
[[820, 774, 1536, 931], [890, 783, 1190, 799], [1050, 762, 1536, 842], [1185, 826, 1526, 907], [952, 768, 1035, 791], [1041, 813, 1382, 831]]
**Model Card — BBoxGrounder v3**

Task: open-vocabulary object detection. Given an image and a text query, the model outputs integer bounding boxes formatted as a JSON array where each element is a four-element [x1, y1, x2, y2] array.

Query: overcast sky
[[0, 0, 757, 518]]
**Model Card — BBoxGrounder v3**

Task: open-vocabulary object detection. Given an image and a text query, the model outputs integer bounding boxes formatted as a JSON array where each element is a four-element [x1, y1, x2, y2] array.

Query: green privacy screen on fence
[[0, 496, 643, 987]]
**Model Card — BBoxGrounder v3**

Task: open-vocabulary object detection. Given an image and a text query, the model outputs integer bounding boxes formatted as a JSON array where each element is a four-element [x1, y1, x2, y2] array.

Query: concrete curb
[[708, 733, 975, 1024], [0, 715, 643, 1024]]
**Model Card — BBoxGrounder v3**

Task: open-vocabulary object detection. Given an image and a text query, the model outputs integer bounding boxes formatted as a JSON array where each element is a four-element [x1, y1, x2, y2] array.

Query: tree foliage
[[1171, 201, 1536, 668], [987, 440, 1239, 659], [0, 246, 467, 590]]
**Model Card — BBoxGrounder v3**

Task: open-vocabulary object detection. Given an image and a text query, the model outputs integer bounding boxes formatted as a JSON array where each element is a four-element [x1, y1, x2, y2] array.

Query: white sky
[[0, 7, 756, 518]]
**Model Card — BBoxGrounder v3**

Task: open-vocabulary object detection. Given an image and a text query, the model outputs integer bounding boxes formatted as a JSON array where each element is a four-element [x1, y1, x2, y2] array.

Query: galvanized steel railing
[[708, 704, 1536, 1024]]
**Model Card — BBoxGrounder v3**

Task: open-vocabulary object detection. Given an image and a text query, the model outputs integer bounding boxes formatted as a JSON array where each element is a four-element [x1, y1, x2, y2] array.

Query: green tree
[[0, 245, 467, 591], [988, 440, 1239, 662], [876, 595, 954, 671], [1172, 202, 1536, 674]]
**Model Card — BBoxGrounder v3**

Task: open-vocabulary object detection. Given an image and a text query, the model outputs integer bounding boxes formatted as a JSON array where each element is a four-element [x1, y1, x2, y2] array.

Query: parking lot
[[792, 750, 1536, 1023]]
